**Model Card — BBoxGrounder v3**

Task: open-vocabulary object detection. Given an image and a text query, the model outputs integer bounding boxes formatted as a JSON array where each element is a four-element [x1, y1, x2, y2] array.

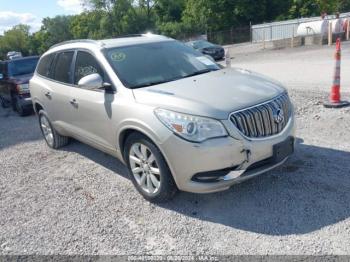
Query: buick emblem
[[273, 108, 284, 124]]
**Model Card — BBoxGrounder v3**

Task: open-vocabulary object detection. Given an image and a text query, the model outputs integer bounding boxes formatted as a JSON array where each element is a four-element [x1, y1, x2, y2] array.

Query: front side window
[[8, 58, 39, 77], [36, 53, 55, 78], [105, 40, 220, 89], [52, 51, 74, 84], [74, 51, 104, 85]]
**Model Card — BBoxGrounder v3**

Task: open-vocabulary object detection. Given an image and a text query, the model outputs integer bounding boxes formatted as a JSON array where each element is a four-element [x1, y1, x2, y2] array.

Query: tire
[[38, 110, 69, 149], [124, 133, 178, 203], [11, 94, 30, 116], [11, 95, 17, 112], [0, 95, 9, 108]]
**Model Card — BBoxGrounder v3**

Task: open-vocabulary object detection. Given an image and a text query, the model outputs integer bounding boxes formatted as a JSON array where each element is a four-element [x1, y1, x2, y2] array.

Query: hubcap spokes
[[129, 143, 161, 194], [40, 116, 54, 146]]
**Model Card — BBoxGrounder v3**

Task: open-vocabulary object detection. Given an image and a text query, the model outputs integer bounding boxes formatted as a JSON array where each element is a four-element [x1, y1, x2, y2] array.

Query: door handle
[[45, 92, 52, 99], [69, 99, 78, 107]]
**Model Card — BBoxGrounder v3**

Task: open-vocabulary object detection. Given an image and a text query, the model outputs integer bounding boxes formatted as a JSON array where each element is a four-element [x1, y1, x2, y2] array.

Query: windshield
[[105, 41, 220, 89], [8, 58, 39, 77], [192, 40, 215, 49]]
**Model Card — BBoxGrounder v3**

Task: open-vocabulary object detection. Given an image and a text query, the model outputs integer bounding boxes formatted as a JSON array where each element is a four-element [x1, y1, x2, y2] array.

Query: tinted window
[[37, 53, 55, 78], [105, 41, 220, 89], [8, 57, 39, 77], [52, 51, 74, 84], [74, 51, 103, 85]]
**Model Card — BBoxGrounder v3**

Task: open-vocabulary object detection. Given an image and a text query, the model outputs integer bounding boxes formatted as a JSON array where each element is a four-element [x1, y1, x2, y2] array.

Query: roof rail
[[112, 34, 166, 39], [49, 39, 101, 49], [113, 34, 144, 38]]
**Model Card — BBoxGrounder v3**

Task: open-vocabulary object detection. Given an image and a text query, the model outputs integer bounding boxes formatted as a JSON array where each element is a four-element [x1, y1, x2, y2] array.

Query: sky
[[0, 0, 85, 34]]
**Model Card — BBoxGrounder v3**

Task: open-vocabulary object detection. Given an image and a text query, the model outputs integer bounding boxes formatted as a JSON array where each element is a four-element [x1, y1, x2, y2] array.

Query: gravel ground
[[1, 43, 350, 256]]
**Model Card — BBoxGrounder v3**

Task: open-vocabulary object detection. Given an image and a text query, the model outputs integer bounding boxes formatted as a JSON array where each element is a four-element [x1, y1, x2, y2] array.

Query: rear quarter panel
[[29, 75, 45, 112]]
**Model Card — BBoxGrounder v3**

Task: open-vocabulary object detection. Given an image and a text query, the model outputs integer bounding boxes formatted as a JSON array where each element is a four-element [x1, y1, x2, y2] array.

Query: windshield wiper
[[131, 79, 177, 89], [183, 68, 219, 79], [130, 69, 219, 89]]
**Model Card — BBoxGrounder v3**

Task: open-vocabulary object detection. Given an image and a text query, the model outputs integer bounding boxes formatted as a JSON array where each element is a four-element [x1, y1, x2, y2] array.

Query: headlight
[[154, 109, 228, 142]]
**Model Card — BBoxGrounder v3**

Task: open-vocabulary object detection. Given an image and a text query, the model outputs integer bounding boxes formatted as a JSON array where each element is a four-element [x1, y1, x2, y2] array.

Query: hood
[[133, 68, 286, 119], [9, 73, 33, 84]]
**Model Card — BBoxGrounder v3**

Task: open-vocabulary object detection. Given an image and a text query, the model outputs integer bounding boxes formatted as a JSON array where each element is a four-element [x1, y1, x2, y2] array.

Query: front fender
[[116, 117, 173, 153]]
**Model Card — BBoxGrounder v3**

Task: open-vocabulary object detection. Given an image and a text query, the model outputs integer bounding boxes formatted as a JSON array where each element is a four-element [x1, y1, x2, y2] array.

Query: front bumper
[[159, 113, 296, 193]]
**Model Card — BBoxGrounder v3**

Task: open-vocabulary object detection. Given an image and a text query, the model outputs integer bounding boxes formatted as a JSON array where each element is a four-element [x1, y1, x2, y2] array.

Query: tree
[[108, 0, 142, 35], [153, 0, 185, 37], [181, 0, 208, 34], [338, 0, 350, 12], [37, 16, 74, 51], [154, 0, 184, 23], [138, 0, 157, 28], [2, 0, 349, 57], [287, 0, 338, 18], [84, 0, 117, 11], [182, 0, 242, 33], [85, 0, 148, 36], [0, 24, 32, 59], [70, 11, 106, 39]]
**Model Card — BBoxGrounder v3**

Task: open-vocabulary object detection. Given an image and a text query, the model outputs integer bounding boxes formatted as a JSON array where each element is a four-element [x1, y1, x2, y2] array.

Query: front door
[[68, 51, 116, 151]]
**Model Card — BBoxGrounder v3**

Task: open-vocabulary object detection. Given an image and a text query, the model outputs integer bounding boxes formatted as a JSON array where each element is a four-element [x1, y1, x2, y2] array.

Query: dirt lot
[[1, 42, 350, 255]]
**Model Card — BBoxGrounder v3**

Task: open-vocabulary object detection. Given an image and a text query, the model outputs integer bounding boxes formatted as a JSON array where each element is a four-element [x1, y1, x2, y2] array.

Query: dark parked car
[[187, 40, 225, 60], [0, 56, 39, 116]]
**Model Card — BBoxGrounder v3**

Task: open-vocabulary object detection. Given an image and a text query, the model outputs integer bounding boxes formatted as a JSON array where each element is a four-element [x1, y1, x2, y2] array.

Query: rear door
[[68, 50, 115, 150], [34, 53, 55, 111], [40, 51, 75, 131]]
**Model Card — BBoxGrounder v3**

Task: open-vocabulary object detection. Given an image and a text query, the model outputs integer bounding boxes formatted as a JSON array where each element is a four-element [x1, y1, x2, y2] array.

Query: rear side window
[[74, 51, 104, 85], [36, 53, 55, 78], [52, 51, 74, 84]]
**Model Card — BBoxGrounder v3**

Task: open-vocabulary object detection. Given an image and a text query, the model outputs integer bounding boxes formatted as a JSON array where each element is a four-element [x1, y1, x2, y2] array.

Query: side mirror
[[0, 73, 3, 80], [78, 73, 104, 90]]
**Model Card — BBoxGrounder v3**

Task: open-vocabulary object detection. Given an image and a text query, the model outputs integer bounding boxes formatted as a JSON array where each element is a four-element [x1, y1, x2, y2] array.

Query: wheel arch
[[33, 101, 44, 114], [118, 126, 161, 162], [118, 126, 180, 193]]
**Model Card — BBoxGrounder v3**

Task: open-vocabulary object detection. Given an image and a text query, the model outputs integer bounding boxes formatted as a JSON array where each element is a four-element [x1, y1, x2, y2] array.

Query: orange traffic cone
[[324, 38, 350, 108]]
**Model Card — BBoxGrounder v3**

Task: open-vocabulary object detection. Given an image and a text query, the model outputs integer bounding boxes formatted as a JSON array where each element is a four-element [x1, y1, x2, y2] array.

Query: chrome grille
[[230, 93, 291, 138]]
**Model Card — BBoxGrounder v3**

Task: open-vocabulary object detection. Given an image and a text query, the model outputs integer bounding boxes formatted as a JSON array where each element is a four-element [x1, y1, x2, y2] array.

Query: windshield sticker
[[111, 52, 126, 62], [196, 56, 216, 66]]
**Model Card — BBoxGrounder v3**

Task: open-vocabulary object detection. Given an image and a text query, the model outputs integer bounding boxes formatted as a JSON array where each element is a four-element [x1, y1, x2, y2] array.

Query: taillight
[[16, 83, 30, 94]]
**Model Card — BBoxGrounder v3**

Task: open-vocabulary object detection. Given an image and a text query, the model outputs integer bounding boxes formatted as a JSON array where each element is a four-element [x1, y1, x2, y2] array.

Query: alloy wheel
[[40, 115, 54, 147], [129, 143, 161, 195]]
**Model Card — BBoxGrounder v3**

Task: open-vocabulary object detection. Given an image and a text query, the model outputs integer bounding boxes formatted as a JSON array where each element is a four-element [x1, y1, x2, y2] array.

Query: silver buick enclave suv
[[30, 34, 295, 202]]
